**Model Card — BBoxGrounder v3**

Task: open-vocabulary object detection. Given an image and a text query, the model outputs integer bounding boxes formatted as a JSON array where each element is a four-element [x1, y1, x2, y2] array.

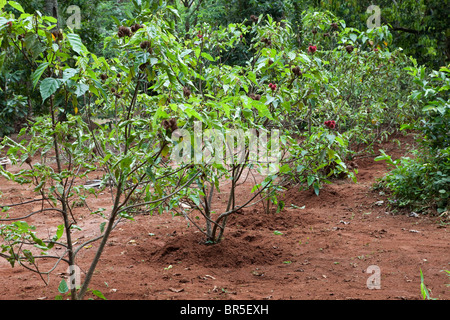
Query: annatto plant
[[0, 4, 217, 300]]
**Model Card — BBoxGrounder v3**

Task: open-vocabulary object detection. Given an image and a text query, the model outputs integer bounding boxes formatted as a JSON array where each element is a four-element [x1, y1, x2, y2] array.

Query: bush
[[376, 65, 450, 214], [377, 148, 450, 213]]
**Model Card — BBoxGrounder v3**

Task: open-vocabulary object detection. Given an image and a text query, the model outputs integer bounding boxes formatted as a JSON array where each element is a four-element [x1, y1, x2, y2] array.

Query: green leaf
[[100, 222, 106, 233], [30, 232, 47, 249], [90, 289, 107, 300], [201, 52, 215, 62], [307, 175, 315, 187], [62, 68, 78, 81], [7, 1, 24, 13], [23, 249, 34, 263], [74, 83, 89, 97], [247, 71, 257, 85], [34, 180, 45, 192], [273, 230, 283, 235], [58, 279, 69, 294], [56, 183, 64, 195], [91, 79, 107, 101], [279, 164, 290, 173], [67, 33, 85, 55], [110, 15, 120, 26], [0, 51, 6, 72], [40, 78, 60, 102], [313, 183, 320, 196], [32, 62, 49, 89], [166, 5, 180, 19], [56, 224, 64, 240], [43, 15, 57, 24], [24, 34, 45, 59]]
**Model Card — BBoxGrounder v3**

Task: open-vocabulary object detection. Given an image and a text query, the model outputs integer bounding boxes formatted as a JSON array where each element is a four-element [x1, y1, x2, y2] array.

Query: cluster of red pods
[[324, 120, 336, 129]]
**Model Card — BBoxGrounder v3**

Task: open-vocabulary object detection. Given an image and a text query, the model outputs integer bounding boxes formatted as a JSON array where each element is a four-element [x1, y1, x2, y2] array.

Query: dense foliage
[[0, 0, 448, 299]]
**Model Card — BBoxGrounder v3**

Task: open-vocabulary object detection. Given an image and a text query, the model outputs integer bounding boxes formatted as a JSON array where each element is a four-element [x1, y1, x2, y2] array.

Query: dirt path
[[0, 133, 448, 300]]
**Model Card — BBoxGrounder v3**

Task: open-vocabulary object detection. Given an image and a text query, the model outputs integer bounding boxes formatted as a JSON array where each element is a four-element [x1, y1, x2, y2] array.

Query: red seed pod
[[308, 45, 317, 54]]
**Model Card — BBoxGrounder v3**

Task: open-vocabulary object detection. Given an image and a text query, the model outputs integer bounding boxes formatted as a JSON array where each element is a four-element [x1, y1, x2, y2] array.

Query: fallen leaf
[[169, 287, 184, 293]]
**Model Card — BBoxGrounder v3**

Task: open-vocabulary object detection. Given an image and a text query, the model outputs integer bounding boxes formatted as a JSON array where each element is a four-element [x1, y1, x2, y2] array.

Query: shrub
[[376, 64, 450, 214]]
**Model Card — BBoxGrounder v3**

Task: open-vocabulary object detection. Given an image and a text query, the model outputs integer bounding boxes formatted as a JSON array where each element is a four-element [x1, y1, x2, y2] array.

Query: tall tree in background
[[45, 0, 59, 28], [310, 0, 449, 68]]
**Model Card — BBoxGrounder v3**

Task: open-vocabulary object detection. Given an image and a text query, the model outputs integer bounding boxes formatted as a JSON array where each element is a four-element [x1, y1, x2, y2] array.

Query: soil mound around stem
[[142, 230, 281, 268]]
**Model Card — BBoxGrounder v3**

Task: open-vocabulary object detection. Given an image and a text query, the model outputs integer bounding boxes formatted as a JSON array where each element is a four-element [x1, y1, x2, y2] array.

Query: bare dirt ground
[[0, 132, 448, 300]]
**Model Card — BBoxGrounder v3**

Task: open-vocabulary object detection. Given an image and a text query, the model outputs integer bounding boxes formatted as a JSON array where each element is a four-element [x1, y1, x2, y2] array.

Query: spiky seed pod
[[249, 93, 261, 101], [261, 37, 272, 46], [140, 40, 151, 49], [118, 26, 131, 38], [331, 22, 339, 30], [183, 86, 191, 98], [292, 66, 302, 76], [100, 74, 108, 81], [345, 45, 354, 54], [162, 118, 178, 133], [140, 40, 153, 53], [250, 15, 258, 23], [169, 118, 178, 132], [162, 119, 170, 130], [131, 23, 143, 33]]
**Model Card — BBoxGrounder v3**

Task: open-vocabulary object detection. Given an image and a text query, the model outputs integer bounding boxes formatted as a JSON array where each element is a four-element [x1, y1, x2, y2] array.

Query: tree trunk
[[45, 0, 59, 29]]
